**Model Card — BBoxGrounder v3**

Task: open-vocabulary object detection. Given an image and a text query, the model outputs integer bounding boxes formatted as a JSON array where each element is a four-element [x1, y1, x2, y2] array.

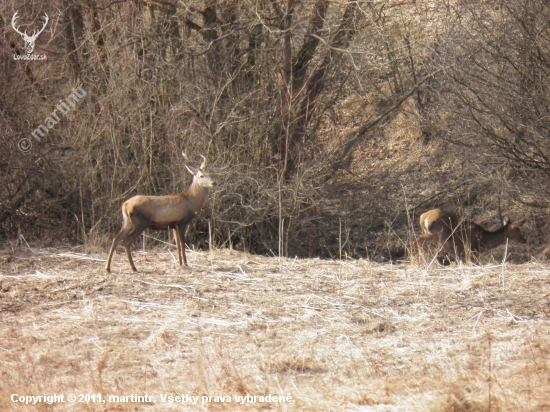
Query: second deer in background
[[413, 209, 526, 263]]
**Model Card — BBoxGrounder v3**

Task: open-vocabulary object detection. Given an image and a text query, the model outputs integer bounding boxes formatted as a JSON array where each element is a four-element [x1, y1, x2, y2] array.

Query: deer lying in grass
[[413, 209, 526, 263], [105, 154, 215, 273]]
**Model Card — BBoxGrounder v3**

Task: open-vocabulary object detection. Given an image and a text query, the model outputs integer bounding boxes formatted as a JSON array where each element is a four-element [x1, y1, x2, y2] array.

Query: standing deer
[[413, 209, 526, 262], [105, 154, 215, 273]]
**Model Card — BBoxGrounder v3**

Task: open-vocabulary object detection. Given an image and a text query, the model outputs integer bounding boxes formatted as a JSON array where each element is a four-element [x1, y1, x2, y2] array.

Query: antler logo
[[12, 11, 49, 55]]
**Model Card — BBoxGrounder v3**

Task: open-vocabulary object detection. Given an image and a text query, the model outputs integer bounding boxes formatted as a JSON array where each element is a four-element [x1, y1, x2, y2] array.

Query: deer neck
[[479, 226, 507, 250], [187, 182, 209, 211]]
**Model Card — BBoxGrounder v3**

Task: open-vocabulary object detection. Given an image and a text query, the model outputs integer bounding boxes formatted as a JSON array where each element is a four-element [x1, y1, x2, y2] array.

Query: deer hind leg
[[413, 235, 433, 262], [123, 242, 138, 272], [121, 220, 149, 272], [106, 226, 132, 273]]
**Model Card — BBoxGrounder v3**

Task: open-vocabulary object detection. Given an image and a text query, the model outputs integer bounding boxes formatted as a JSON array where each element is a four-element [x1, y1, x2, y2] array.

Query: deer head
[[12, 11, 49, 55]]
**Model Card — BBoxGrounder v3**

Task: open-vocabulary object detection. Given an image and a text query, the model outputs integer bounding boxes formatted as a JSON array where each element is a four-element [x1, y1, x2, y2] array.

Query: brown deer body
[[105, 156, 215, 273], [413, 209, 526, 262]]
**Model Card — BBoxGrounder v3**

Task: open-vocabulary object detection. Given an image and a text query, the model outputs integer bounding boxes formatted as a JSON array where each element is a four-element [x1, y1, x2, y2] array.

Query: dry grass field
[[1, 244, 549, 411]]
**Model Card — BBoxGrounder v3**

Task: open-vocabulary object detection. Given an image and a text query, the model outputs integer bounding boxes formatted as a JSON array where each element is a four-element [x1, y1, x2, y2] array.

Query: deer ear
[[185, 165, 196, 175], [515, 219, 527, 227]]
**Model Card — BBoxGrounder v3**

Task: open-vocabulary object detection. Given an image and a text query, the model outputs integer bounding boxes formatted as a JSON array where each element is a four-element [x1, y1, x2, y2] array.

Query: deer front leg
[[176, 224, 189, 266], [174, 228, 183, 266]]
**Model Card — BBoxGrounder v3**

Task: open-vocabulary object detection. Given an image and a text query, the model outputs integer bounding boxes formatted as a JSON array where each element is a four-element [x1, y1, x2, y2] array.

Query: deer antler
[[11, 11, 26, 37], [30, 13, 49, 41]]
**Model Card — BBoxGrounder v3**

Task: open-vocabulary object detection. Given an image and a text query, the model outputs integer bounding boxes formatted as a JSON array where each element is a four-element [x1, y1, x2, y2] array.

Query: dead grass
[[0, 245, 549, 411]]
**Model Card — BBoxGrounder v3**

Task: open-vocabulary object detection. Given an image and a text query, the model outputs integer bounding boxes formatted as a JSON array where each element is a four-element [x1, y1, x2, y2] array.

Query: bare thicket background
[[2, 2, 550, 411], [2, 0, 550, 259]]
